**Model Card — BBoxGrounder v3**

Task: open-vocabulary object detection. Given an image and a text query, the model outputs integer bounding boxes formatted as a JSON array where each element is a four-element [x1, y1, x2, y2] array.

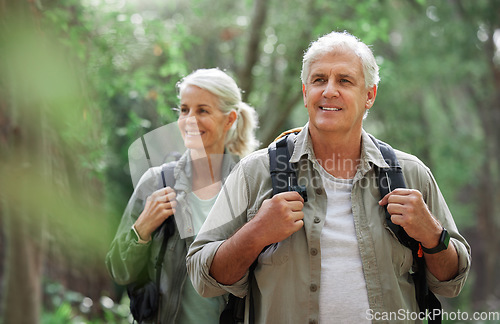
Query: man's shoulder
[[234, 147, 274, 187], [393, 149, 429, 171], [239, 147, 270, 167], [392, 148, 432, 186]]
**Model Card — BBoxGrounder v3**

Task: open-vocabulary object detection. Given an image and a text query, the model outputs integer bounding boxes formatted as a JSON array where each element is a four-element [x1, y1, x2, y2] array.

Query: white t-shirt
[[318, 166, 371, 323]]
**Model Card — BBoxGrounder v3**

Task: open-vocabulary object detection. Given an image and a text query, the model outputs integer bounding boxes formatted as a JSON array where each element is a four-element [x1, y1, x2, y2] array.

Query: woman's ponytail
[[225, 102, 259, 158]]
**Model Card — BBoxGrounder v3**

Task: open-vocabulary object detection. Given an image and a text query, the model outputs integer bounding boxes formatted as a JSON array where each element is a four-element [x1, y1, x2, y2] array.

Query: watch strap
[[131, 224, 151, 244], [421, 228, 449, 254]]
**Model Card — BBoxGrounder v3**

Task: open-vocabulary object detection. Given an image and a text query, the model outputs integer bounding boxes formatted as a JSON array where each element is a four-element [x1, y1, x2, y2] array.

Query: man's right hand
[[251, 191, 305, 247], [209, 191, 304, 285]]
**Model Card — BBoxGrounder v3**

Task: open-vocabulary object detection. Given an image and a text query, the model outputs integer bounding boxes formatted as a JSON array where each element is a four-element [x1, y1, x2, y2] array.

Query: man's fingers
[[292, 219, 304, 231], [386, 202, 405, 215], [289, 200, 304, 212], [390, 214, 404, 226], [379, 189, 417, 205], [277, 191, 305, 203], [379, 192, 390, 205]]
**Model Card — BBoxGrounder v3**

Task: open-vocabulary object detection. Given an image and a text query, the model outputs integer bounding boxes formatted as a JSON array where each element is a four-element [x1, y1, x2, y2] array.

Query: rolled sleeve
[[426, 238, 471, 297], [106, 230, 152, 285], [187, 239, 250, 298], [398, 150, 471, 298]]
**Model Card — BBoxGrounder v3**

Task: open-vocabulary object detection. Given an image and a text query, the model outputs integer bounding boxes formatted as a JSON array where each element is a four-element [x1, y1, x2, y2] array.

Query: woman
[[106, 68, 259, 323]]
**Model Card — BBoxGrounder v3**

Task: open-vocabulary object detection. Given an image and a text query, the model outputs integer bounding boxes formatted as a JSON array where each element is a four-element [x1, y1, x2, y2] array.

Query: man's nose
[[322, 80, 339, 98]]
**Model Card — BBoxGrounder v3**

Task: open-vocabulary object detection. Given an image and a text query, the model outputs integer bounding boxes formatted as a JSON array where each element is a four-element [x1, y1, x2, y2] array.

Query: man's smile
[[319, 106, 342, 111]]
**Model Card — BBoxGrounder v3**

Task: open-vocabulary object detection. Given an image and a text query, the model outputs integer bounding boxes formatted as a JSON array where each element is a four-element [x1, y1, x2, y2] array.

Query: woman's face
[[178, 85, 236, 156]]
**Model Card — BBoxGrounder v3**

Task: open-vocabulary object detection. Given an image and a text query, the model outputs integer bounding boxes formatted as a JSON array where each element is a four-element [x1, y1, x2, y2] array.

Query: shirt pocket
[[384, 224, 413, 277], [257, 237, 291, 266]]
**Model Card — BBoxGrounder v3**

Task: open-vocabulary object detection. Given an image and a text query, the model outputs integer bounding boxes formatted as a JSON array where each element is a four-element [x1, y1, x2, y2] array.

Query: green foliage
[[2, 0, 498, 320], [42, 279, 130, 324]]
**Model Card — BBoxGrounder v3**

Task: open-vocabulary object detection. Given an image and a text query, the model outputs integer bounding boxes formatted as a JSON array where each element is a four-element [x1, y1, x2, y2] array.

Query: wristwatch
[[131, 224, 151, 244], [421, 228, 450, 254]]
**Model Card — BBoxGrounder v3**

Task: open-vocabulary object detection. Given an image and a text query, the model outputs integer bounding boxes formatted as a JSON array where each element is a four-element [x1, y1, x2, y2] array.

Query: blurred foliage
[[1, 0, 499, 322], [42, 279, 130, 323]]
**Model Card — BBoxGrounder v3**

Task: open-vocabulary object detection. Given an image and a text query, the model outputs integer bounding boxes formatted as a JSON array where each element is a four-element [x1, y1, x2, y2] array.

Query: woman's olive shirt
[[106, 150, 238, 323]]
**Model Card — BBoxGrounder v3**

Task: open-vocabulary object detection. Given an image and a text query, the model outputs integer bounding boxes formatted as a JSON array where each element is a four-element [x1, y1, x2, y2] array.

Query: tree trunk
[[0, 2, 46, 323], [239, 0, 269, 101]]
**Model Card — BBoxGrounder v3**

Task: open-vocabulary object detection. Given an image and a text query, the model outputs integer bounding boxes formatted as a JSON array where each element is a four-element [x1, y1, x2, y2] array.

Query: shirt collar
[[289, 123, 390, 171], [360, 130, 390, 170], [290, 123, 314, 163]]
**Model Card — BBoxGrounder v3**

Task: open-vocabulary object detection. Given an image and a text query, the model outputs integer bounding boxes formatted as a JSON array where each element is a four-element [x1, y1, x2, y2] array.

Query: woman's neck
[[190, 149, 224, 193]]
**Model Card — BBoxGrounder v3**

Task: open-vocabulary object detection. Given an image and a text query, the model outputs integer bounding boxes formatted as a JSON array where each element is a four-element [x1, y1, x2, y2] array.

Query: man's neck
[[309, 128, 363, 179]]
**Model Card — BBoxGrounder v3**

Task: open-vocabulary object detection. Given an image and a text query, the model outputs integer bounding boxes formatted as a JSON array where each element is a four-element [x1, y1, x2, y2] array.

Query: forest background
[[1, 0, 499, 323]]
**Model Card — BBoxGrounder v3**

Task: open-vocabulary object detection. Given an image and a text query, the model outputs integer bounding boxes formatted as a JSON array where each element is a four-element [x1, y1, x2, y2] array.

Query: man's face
[[302, 49, 376, 138]]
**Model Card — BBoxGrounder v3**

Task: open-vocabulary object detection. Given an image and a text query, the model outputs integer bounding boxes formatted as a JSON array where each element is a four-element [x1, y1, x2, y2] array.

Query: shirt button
[[310, 284, 318, 292], [315, 188, 323, 195], [310, 248, 318, 256], [313, 217, 321, 224], [309, 320, 317, 324]]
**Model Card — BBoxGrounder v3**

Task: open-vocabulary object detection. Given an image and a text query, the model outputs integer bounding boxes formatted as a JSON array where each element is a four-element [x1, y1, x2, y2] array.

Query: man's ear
[[302, 84, 307, 107], [365, 85, 377, 109]]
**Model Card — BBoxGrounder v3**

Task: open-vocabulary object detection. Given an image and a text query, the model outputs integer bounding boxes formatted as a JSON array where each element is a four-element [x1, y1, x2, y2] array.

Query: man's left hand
[[379, 188, 442, 250]]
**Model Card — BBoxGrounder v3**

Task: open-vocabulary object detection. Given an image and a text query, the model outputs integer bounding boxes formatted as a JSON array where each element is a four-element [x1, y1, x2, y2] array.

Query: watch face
[[442, 229, 450, 248], [422, 228, 449, 254]]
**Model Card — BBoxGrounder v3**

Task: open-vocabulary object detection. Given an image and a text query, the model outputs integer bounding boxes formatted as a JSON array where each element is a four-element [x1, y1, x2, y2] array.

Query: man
[[186, 31, 470, 323]]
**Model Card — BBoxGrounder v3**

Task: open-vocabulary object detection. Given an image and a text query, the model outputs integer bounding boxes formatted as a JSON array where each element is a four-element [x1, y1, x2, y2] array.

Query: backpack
[[268, 129, 441, 323]]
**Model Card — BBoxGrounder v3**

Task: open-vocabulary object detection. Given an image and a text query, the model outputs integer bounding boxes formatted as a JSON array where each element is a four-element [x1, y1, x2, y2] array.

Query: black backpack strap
[[370, 136, 417, 250], [369, 134, 441, 323], [269, 133, 297, 195], [157, 161, 177, 251], [268, 133, 307, 201], [155, 163, 177, 299]]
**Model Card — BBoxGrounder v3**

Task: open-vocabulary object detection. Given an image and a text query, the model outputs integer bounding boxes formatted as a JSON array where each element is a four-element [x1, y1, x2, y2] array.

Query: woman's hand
[[134, 187, 177, 241]]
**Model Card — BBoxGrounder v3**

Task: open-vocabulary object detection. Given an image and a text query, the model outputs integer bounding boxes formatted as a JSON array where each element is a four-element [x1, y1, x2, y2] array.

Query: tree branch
[[239, 0, 269, 101]]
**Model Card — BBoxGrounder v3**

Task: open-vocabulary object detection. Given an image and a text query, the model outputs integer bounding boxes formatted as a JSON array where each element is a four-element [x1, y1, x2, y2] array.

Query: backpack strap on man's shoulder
[[269, 132, 297, 196], [368, 134, 417, 250], [268, 129, 307, 201], [368, 134, 441, 322], [272, 127, 303, 142]]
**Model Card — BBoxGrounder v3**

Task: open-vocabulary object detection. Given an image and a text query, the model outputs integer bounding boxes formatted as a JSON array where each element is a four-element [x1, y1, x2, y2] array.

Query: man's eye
[[180, 108, 189, 114], [340, 79, 351, 83], [313, 78, 325, 83]]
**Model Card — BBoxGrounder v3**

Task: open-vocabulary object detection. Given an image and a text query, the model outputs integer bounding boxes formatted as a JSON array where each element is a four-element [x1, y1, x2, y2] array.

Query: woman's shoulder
[[134, 165, 164, 199]]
